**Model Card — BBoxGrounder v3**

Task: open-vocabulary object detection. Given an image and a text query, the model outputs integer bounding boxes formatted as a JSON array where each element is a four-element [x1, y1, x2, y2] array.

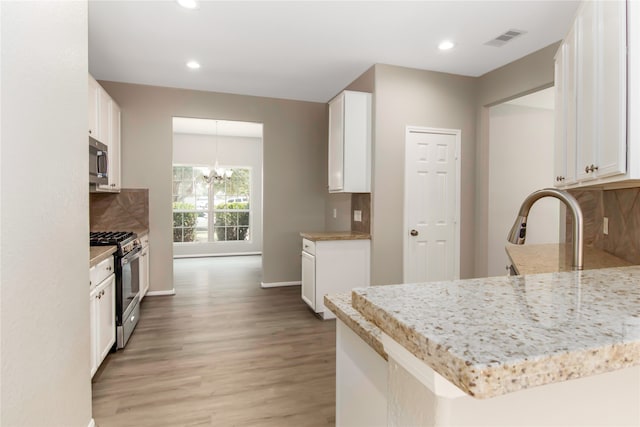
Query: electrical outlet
[[354, 210, 362, 222], [333, 208, 337, 219], [603, 217, 609, 235]]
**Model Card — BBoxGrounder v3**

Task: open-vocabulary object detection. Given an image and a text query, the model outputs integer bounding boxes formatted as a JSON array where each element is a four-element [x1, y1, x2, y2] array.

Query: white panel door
[[404, 128, 460, 283]]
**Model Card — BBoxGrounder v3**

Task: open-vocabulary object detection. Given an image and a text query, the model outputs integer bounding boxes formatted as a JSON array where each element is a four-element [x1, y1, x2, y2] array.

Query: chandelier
[[203, 167, 232, 184], [202, 120, 233, 184]]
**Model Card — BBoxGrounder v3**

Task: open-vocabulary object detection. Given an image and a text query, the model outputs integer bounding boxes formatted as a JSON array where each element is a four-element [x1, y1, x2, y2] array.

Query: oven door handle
[[121, 246, 142, 265]]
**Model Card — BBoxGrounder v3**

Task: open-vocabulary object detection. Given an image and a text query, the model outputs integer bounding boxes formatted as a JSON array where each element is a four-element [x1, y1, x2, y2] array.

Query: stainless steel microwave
[[89, 137, 108, 185]]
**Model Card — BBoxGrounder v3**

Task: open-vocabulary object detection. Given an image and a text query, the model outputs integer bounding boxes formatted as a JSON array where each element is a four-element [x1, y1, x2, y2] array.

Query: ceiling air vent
[[484, 29, 527, 47]]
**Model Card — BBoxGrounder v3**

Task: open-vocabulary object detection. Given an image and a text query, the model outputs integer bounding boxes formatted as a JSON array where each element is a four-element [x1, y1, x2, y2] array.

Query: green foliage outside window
[[214, 202, 250, 241], [173, 202, 198, 242], [172, 165, 251, 243]]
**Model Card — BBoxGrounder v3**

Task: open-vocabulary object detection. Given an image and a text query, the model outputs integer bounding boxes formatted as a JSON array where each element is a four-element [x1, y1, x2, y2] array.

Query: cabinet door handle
[[585, 165, 590, 173], [410, 229, 419, 236]]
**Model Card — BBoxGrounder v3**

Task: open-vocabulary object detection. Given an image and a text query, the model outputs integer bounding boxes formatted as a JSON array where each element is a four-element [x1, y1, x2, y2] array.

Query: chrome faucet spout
[[507, 188, 583, 270]]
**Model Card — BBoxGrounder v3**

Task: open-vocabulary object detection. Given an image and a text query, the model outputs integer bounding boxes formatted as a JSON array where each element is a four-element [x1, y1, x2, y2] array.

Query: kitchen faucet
[[507, 188, 584, 270]]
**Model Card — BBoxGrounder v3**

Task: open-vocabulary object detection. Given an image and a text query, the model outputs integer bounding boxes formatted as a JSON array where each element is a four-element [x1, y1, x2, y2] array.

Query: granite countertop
[[324, 293, 387, 360], [134, 227, 149, 238], [506, 243, 632, 275], [300, 231, 371, 241], [351, 266, 640, 399], [90, 246, 116, 267]]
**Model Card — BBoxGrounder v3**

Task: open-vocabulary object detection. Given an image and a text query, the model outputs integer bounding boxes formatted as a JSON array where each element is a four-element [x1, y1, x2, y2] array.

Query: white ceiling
[[89, 1, 579, 103]]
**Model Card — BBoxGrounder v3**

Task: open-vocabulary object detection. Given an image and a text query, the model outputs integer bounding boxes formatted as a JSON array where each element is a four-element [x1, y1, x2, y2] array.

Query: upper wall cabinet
[[89, 74, 121, 192], [88, 77, 101, 141], [555, 0, 637, 188], [328, 90, 372, 193]]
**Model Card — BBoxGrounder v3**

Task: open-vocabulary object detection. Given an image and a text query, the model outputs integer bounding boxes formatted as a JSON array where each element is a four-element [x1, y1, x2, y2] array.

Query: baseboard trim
[[88, 419, 96, 427], [173, 252, 262, 259], [145, 288, 176, 296], [260, 281, 301, 288]]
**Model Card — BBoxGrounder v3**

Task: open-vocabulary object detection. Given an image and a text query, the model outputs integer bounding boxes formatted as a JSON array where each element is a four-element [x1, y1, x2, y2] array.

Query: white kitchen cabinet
[[89, 291, 97, 377], [629, 0, 640, 182], [97, 99, 121, 191], [554, 28, 577, 187], [328, 90, 371, 193], [90, 74, 121, 192], [555, 0, 629, 188], [88, 75, 100, 140], [301, 238, 370, 320], [139, 233, 150, 301], [301, 249, 316, 308], [90, 257, 115, 378]]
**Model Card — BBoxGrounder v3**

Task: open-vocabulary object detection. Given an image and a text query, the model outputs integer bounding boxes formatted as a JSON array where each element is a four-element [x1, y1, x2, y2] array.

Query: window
[[172, 165, 251, 243]]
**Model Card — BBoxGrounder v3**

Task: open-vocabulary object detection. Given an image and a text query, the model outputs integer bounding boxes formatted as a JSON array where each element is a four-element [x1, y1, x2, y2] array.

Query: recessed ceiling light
[[438, 40, 455, 51], [177, 0, 198, 10], [186, 61, 201, 69]]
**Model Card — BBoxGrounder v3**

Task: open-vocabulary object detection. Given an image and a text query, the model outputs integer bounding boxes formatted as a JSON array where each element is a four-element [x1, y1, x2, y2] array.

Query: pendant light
[[203, 120, 232, 184]]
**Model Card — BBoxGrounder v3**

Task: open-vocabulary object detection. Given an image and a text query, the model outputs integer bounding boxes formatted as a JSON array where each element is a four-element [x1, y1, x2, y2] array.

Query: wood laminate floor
[[92, 256, 336, 427]]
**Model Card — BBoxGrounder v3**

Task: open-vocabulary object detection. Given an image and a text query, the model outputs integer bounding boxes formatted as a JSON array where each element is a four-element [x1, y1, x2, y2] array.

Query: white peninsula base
[[337, 319, 640, 427], [336, 320, 387, 426]]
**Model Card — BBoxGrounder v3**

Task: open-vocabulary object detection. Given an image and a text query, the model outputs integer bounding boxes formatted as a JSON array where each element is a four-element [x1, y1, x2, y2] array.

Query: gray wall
[[371, 64, 477, 285], [474, 43, 559, 277], [99, 81, 327, 289], [1, 2, 92, 425], [488, 103, 556, 276]]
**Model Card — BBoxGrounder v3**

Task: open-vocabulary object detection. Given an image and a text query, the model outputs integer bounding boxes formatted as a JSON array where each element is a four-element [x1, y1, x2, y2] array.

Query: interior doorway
[[487, 87, 559, 277], [171, 117, 263, 258]]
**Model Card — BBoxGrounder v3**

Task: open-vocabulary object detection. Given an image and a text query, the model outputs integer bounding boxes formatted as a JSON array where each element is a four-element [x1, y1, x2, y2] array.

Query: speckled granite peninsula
[[506, 243, 632, 275], [351, 266, 640, 399], [324, 292, 387, 360]]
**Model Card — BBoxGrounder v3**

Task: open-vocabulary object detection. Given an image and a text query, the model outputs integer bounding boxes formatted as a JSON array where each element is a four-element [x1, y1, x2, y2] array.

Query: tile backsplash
[[90, 188, 149, 233], [568, 187, 640, 265], [351, 193, 371, 234]]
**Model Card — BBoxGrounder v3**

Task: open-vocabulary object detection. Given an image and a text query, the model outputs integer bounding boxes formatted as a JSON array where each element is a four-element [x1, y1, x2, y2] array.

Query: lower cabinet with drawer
[[89, 256, 116, 377], [301, 238, 370, 320], [139, 233, 150, 301]]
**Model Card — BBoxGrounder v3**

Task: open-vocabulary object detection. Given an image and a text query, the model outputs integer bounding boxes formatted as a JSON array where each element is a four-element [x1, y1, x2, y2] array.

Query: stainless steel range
[[90, 231, 142, 349]]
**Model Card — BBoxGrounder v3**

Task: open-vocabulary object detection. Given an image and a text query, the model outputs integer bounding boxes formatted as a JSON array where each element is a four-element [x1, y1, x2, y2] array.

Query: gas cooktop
[[90, 231, 137, 246]]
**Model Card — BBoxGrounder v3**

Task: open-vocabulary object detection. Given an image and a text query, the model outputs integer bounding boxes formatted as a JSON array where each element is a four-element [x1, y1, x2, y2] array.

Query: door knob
[[410, 229, 419, 236]]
